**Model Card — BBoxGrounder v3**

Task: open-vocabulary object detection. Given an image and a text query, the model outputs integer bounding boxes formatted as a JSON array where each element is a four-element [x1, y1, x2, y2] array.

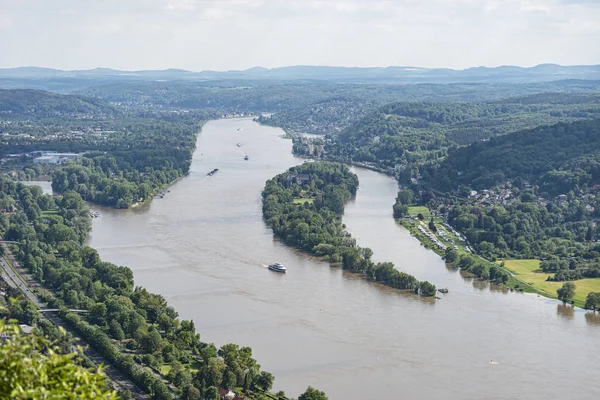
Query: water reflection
[[585, 311, 600, 326], [556, 303, 575, 320]]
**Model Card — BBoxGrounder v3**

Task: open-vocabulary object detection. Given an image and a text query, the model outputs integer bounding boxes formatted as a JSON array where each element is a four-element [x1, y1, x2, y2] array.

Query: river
[[77, 118, 600, 400]]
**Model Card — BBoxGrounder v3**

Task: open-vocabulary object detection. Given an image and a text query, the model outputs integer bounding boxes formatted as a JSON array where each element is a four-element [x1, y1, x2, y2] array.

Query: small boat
[[237, 143, 241, 147], [207, 168, 219, 176], [268, 263, 286, 273], [244, 155, 249, 161], [438, 288, 449, 294]]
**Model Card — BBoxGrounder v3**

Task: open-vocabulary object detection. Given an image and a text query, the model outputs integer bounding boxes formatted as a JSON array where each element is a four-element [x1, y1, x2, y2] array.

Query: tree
[[584, 292, 600, 311], [118, 390, 134, 400], [254, 371, 274, 392], [298, 386, 328, 400], [0, 321, 117, 399], [445, 249, 458, 263], [151, 380, 171, 400], [586, 226, 594, 241], [557, 282, 576, 303], [181, 384, 200, 400], [415, 281, 437, 296], [393, 203, 408, 218], [417, 213, 424, 220], [428, 218, 437, 233], [204, 386, 220, 400]]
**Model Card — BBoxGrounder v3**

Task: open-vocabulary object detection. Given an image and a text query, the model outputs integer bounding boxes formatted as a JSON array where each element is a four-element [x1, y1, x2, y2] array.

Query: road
[[0, 243, 150, 399]]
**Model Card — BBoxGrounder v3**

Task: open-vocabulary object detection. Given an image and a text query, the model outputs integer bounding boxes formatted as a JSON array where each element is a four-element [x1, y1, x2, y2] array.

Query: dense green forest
[[258, 82, 600, 135], [75, 79, 600, 115], [0, 89, 118, 117], [427, 119, 600, 193], [262, 162, 436, 296], [0, 90, 217, 208], [389, 119, 600, 289], [322, 94, 600, 174], [0, 175, 319, 400]]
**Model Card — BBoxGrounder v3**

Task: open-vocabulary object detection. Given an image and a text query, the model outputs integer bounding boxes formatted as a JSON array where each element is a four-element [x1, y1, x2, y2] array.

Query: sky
[[1, 0, 599, 71]]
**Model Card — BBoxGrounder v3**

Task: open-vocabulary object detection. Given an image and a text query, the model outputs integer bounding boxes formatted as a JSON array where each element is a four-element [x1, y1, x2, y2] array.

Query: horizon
[[2, 62, 599, 74]]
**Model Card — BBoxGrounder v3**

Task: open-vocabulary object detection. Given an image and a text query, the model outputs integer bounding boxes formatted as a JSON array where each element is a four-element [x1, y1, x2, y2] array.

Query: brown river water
[[33, 118, 600, 399]]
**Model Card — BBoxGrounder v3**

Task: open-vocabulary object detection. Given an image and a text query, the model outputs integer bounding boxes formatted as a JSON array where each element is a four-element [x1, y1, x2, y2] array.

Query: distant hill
[[0, 89, 118, 117], [429, 118, 600, 194], [1, 64, 599, 84]]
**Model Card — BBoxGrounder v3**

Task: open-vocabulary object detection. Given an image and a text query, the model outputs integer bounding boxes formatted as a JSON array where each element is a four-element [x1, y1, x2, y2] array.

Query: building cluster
[[33, 151, 82, 164], [468, 188, 514, 206], [220, 112, 254, 119]]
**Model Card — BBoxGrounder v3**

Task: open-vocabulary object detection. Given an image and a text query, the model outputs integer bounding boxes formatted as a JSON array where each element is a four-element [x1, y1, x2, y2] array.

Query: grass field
[[40, 210, 59, 216], [293, 198, 314, 205], [503, 259, 600, 307], [407, 206, 431, 218]]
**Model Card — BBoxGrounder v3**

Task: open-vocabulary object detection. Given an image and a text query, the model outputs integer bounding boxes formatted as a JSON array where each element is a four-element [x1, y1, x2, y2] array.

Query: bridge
[[39, 309, 89, 313]]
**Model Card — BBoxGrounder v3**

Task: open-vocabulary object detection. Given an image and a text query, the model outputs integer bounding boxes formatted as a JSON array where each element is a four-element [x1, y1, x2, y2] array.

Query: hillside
[[324, 93, 600, 169], [0, 89, 117, 117], [429, 118, 600, 193]]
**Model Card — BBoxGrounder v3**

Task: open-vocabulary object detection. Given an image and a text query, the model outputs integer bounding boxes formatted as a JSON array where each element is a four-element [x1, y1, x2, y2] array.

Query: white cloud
[[0, 0, 598, 70]]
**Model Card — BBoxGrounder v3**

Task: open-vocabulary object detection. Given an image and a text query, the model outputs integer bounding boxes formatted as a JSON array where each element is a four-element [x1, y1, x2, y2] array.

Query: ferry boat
[[207, 168, 219, 176], [244, 155, 249, 161], [268, 263, 286, 273]]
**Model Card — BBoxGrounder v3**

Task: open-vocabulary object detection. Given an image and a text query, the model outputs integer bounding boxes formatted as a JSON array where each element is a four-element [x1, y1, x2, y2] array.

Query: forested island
[[262, 162, 437, 296]]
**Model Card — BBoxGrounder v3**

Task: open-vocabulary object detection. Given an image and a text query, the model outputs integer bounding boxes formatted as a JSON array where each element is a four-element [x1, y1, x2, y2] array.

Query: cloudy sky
[[1, 0, 599, 71]]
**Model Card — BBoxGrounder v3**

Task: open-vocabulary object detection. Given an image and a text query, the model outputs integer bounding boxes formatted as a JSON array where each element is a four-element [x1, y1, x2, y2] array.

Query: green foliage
[[0, 321, 117, 399], [298, 386, 329, 400], [557, 282, 576, 303], [455, 254, 510, 285], [584, 292, 600, 311], [0, 174, 276, 398], [262, 162, 436, 295], [0, 89, 117, 117], [324, 94, 600, 174], [430, 119, 600, 192]]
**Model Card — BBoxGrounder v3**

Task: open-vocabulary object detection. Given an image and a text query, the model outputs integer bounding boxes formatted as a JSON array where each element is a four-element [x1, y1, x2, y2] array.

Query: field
[[293, 198, 314, 205], [40, 210, 59, 216], [503, 259, 600, 307], [407, 206, 431, 218]]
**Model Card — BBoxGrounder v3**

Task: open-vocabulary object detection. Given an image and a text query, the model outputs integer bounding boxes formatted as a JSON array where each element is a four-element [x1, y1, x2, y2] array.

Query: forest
[[388, 119, 600, 291], [322, 94, 600, 175], [427, 119, 600, 193], [0, 90, 218, 208], [262, 161, 436, 296], [0, 175, 321, 400]]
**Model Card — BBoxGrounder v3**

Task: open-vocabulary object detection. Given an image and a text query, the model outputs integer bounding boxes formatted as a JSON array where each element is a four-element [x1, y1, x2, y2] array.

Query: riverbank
[[396, 209, 600, 308]]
